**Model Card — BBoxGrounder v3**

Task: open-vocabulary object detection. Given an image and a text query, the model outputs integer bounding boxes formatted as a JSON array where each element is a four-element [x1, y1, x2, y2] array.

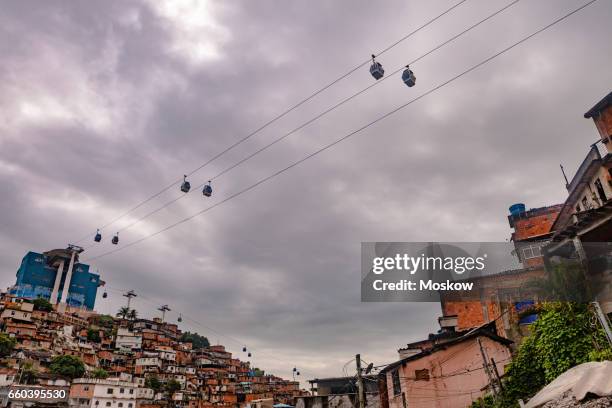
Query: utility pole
[[490, 358, 504, 392], [158, 304, 171, 322], [477, 338, 499, 399], [592, 301, 612, 347], [356, 354, 365, 408], [123, 290, 137, 309]]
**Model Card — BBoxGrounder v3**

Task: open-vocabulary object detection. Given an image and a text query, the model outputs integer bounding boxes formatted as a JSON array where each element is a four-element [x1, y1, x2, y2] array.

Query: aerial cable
[[83, 0, 600, 261], [72, 0, 470, 244], [95, 0, 522, 236]]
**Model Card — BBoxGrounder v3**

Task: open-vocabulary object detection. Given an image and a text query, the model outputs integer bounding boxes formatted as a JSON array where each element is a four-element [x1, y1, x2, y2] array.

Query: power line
[[72, 0, 469, 244], [83, 0, 599, 263], [90, 0, 522, 237]]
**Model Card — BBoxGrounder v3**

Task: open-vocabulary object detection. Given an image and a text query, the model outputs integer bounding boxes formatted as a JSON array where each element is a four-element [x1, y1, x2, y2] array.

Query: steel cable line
[[72, 0, 469, 245], [95, 0, 521, 236], [84, 0, 599, 262]]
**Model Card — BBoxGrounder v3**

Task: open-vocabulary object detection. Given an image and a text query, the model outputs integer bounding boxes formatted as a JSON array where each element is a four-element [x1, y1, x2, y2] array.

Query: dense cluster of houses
[[0, 294, 305, 408]]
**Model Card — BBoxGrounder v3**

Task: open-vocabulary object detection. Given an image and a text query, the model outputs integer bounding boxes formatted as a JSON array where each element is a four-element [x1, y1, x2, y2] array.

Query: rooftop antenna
[[560, 164, 570, 189], [123, 290, 137, 309]]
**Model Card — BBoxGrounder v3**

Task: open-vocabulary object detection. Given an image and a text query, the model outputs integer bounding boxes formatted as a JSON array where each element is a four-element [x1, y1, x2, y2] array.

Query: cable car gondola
[[94, 229, 102, 242], [242, 346, 247, 352], [181, 175, 191, 193], [178, 314, 182, 323], [369, 54, 384, 80], [203, 181, 212, 197], [401, 65, 416, 87], [102, 291, 108, 299], [248, 352, 252, 358], [112, 233, 119, 245]]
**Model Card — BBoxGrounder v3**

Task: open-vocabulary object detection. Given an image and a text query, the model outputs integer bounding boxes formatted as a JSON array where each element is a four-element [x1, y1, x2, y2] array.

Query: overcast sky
[[1, 0, 611, 384]]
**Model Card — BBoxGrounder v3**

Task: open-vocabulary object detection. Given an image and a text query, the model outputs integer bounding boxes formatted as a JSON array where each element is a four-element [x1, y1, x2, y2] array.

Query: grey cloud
[[1, 0, 611, 382]]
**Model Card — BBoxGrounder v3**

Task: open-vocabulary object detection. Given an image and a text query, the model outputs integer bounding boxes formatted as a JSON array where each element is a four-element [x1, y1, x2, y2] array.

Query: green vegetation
[[117, 306, 130, 319], [49, 355, 85, 379], [165, 379, 182, 396], [0, 333, 17, 357], [87, 328, 101, 343], [471, 302, 612, 408], [145, 375, 162, 391], [179, 331, 209, 348], [32, 297, 53, 312], [19, 362, 39, 384], [93, 314, 115, 328], [116, 307, 138, 320], [127, 309, 138, 320], [91, 368, 109, 379]]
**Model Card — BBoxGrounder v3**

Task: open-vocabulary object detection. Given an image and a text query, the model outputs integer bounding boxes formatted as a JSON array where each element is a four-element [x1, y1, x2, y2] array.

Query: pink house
[[379, 327, 512, 408]]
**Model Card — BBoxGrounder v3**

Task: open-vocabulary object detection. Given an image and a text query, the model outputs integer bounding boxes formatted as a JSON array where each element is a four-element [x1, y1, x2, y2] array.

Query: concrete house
[[379, 326, 512, 408]]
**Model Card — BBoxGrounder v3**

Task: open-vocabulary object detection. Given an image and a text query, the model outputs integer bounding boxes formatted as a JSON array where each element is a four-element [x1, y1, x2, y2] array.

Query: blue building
[[10, 247, 101, 310]]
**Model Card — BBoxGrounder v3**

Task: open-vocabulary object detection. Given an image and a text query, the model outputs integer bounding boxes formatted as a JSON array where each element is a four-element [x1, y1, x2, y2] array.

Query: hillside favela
[[2, 245, 307, 408]]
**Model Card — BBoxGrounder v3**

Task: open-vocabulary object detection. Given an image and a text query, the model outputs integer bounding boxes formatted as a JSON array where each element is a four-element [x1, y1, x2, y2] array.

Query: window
[[594, 178, 607, 202], [106, 403, 111, 407], [128, 404, 133, 408], [84, 386, 89, 391], [95, 401, 99, 406], [129, 389, 134, 394], [120, 388, 125, 394], [521, 244, 542, 260], [415, 369, 430, 381], [391, 368, 401, 396], [107, 388, 114, 394], [118, 403, 123, 407]]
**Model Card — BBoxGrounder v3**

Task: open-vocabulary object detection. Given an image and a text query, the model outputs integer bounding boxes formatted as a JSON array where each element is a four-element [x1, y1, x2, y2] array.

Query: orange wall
[[593, 107, 612, 151], [512, 210, 559, 241]]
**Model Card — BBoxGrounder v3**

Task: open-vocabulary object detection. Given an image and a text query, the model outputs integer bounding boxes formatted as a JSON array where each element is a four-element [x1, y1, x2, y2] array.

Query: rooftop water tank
[[509, 203, 526, 216]]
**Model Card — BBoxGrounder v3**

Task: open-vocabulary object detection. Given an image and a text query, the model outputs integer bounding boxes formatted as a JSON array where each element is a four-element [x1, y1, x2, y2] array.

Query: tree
[[91, 368, 109, 379], [145, 375, 162, 392], [49, 355, 85, 379], [19, 362, 39, 385], [93, 314, 115, 329], [179, 331, 209, 348], [116, 307, 130, 320], [32, 297, 53, 312], [0, 333, 16, 357], [127, 309, 138, 321], [87, 328, 101, 343], [165, 379, 182, 397], [525, 261, 591, 303], [485, 302, 611, 408]]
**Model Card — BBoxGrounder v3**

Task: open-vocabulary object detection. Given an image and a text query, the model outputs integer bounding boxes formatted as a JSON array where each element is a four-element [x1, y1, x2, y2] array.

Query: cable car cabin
[[402, 66, 416, 87], [181, 175, 191, 193], [203, 183, 212, 197], [102, 292, 108, 298], [94, 230, 102, 242], [242, 347, 247, 352], [112, 234, 119, 245], [370, 54, 384, 80]]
